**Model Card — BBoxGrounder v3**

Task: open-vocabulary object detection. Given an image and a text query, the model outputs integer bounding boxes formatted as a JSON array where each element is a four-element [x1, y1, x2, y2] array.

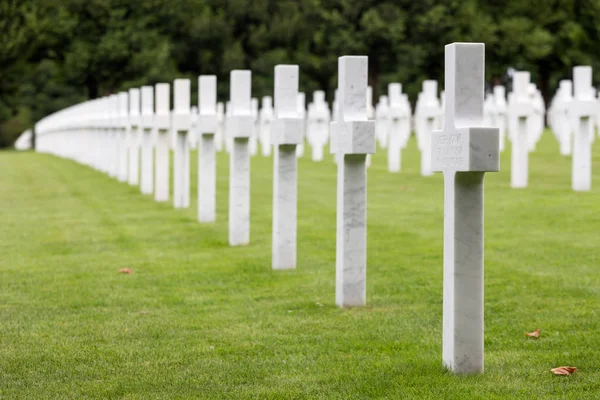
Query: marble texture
[[128, 88, 141, 186], [229, 139, 250, 245], [509, 72, 533, 188], [154, 83, 170, 202], [431, 43, 499, 375], [228, 70, 252, 246], [273, 145, 298, 269], [570, 66, 595, 191], [173, 79, 191, 208], [140, 86, 154, 195], [272, 65, 302, 270], [330, 56, 375, 308], [198, 75, 218, 222]]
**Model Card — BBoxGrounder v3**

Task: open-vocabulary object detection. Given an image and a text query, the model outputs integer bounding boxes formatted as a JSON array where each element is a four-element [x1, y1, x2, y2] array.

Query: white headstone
[[128, 88, 141, 186], [250, 97, 259, 156], [570, 66, 595, 191], [197, 75, 218, 221], [418, 80, 441, 176], [216, 102, 225, 152], [259, 96, 274, 156], [173, 79, 191, 208], [109, 95, 119, 178], [509, 72, 533, 188], [140, 86, 154, 195], [14, 129, 32, 151], [154, 83, 170, 202], [189, 106, 198, 150], [387, 83, 410, 172], [527, 83, 545, 151], [557, 80, 573, 155], [296, 92, 306, 157], [493, 86, 507, 152], [330, 56, 375, 307], [375, 95, 389, 149], [307, 90, 330, 161], [272, 65, 303, 270], [431, 42, 499, 374], [227, 70, 253, 246], [117, 92, 129, 182]]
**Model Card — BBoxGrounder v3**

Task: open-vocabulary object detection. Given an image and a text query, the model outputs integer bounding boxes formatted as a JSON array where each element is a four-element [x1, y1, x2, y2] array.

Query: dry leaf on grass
[[119, 268, 133, 274], [551, 366, 577, 376], [525, 328, 540, 338]]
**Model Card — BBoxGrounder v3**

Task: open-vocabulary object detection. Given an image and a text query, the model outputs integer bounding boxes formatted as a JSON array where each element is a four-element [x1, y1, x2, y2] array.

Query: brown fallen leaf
[[525, 328, 540, 338], [119, 268, 133, 274], [551, 366, 577, 376]]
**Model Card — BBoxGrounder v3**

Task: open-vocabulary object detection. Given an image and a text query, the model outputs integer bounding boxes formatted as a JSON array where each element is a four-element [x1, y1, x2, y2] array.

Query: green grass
[[1, 132, 600, 399]]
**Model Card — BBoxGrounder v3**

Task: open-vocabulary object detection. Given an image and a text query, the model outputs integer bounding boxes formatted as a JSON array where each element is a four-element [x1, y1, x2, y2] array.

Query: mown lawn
[[1, 132, 599, 399]]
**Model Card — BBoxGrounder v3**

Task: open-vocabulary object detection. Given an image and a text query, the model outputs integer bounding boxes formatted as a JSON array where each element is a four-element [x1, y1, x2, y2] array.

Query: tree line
[[2, 0, 600, 148]]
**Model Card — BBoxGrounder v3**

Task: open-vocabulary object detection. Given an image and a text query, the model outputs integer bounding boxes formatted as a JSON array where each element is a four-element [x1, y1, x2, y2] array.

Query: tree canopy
[[2, 0, 600, 147]]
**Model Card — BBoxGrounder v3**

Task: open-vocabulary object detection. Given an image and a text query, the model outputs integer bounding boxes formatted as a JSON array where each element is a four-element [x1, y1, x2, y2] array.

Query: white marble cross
[[431, 43, 499, 374], [509, 72, 533, 188], [570, 66, 596, 191], [259, 96, 274, 156], [117, 92, 129, 182], [272, 65, 303, 270], [557, 80, 573, 155], [418, 80, 441, 176], [483, 93, 495, 127], [189, 106, 198, 150], [493, 86, 507, 152], [154, 83, 170, 202], [109, 95, 119, 178], [173, 79, 191, 208], [216, 102, 225, 152], [307, 90, 330, 161], [528, 85, 545, 151], [250, 97, 259, 156], [387, 83, 409, 172], [375, 95, 389, 149], [330, 56, 375, 307], [140, 86, 154, 195], [197, 75, 218, 222], [296, 92, 306, 157], [127, 88, 141, 186], [227, 70, 253, 246]]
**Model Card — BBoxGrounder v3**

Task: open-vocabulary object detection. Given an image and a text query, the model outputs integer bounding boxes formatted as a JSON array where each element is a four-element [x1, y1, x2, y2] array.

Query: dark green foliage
[[2, 0, 600, 147]]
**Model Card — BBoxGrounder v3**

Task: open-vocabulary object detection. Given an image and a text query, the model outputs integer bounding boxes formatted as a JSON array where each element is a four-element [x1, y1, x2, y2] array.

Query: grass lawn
[[1, 132, 599, 399]]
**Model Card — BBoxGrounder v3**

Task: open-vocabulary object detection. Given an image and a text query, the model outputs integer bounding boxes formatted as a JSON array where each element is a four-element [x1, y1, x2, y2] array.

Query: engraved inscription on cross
[[431, 43, 499, 375], [330, 57, 376, 158], [432, 45, 498, 175]]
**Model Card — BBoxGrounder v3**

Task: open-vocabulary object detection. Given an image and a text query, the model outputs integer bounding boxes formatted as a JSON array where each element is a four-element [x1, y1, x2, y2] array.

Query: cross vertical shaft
[[331, 56, 375, 307], [432, 43, 499, 374]]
